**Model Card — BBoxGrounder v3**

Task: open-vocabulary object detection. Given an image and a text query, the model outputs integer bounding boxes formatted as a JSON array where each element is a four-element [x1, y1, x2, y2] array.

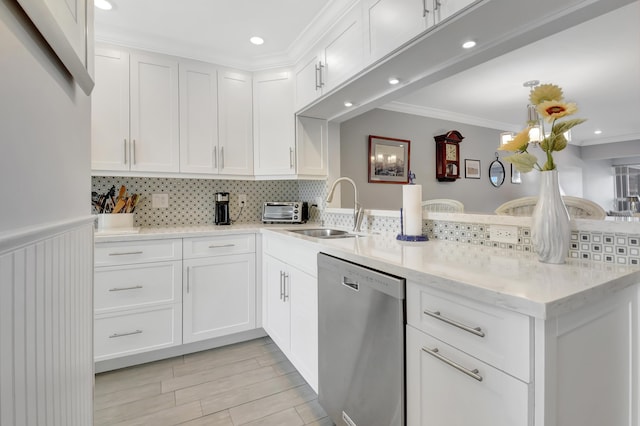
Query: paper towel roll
[[403, 184, 422, 236]]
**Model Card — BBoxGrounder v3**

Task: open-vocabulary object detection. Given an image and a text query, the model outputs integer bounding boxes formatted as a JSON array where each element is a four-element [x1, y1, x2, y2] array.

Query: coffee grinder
[[214, 192, 231, 225]]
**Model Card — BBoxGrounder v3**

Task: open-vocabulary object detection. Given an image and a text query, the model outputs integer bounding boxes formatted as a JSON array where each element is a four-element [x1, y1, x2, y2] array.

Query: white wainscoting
[[0, 217, 94, 425]]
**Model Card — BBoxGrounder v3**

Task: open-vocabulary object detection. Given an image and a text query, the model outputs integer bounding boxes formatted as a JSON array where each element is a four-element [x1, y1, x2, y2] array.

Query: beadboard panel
[[0, 220, 94, 426]]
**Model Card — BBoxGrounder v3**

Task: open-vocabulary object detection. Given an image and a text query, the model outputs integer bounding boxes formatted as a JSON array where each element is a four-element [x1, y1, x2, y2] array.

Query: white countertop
[[95, 224, 640, 320]]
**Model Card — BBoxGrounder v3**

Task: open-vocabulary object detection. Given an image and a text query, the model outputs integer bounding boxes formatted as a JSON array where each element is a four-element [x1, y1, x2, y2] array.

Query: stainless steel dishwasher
[[317, 253, 406, 426]]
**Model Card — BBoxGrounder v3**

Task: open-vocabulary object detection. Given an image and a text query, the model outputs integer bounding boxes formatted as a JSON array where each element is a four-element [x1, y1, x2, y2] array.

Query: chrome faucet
[[326, 177, 364, 233]]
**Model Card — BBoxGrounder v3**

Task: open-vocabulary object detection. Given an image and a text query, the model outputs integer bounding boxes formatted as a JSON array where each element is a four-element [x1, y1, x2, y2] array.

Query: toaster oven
[[262, 201, 309, 223]]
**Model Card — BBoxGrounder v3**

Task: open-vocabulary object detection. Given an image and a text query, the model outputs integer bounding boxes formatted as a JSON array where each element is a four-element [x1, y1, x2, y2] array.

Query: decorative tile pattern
[[92, 177, 302, 227], [326, 210, 640, 265]]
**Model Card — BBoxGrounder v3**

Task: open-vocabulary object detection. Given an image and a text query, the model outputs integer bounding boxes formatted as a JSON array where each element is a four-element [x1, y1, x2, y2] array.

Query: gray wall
[[339, 108, 613, 213], [1, 0, 91, 232]]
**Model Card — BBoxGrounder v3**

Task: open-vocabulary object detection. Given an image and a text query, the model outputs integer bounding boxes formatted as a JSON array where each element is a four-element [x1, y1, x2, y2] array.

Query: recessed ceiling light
[[388, 77, 400, 85], [462, 40, 476, 49], [250, 36, 264, 45], [94, 0, 112, 10], [594, 129, 603, 135], [344, 101, 353, 107]]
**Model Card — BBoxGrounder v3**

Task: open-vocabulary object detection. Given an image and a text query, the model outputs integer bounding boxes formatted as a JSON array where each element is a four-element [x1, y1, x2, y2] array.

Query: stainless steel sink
[[288, 228, 355, 239]]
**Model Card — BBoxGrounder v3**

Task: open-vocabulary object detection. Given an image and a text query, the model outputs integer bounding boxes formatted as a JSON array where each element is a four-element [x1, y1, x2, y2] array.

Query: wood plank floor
[[94, 337, 334, 426]]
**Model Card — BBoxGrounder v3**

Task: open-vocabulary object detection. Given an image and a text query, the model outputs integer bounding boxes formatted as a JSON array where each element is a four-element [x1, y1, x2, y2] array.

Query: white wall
[[0, 0, 90, 233], [339, 109, 613, 213]]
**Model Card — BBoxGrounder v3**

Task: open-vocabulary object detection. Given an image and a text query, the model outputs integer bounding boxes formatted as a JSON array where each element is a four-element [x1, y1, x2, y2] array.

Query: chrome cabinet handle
[[123, 139, 127, 164], [220, 146, 225, 169], [422, 347, 483, 382], [279, 271, 285, 301], [434, 0, 441, 11], [132, 139, 136, 165], [108, 251, 143, 256], [109, 330, 142, 338], [109, 285, 143, 292], [423, 309, 485, 337], [208, 244, 235, 249], [289, 147, 294, 169], [318, 62, 325, 88], [283, 272, 289, 301], [422, 0, 430, 16], [314, 63, 321, 90], [213, 147, 217, 168], [186, 267, 190, 294]]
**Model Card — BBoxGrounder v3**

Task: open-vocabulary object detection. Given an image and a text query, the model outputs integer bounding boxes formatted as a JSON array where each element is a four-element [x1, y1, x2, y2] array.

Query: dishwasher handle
[[342, 277, 359, 291]]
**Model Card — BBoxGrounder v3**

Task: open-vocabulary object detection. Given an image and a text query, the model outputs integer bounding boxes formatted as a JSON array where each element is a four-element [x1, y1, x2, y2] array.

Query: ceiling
[[94, 0, 348, 70], [94, 0, 640, 147], [383, 1, 640, 147]]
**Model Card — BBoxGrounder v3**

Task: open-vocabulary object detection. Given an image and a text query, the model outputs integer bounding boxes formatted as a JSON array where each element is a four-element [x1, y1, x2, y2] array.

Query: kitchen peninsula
[[94, 211, 640, 426]]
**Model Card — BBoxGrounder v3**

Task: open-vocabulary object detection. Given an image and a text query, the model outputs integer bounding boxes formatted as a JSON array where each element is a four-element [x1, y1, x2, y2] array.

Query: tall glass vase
[[531, 170, 571, 264]]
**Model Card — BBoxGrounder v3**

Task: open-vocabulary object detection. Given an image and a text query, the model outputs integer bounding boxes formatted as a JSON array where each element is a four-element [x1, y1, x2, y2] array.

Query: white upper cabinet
[[321, 4, 364, 93], [179, 61, 219, 174], [130, 53, 180, 173], [218, 70, 254, 175], [253, 70, 296, 177], [294, 3, 364, 112], [92, 48, 130, 171], [364, 0, 432, 63], [296, 116, 328, 177]]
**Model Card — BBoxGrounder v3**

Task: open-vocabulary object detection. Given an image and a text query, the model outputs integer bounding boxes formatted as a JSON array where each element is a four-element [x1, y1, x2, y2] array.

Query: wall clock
[[434, 130, 464, 182]]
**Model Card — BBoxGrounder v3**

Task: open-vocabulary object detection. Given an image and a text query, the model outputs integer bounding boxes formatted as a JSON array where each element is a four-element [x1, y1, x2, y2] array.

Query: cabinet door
[[289, 267, 319, 392], [406, 326, 529, 426], [253, 70, 296, 176], [130, 53, 180, 172], [183, 254, 256, 343], [321, 4, 364, 92], [263, 255, 291, 351], [218, 70, 253, 175], [294, 51, 323, 111], [296, 116, 328, 177], [91, 47, 130, 171], [179, 61, 219, 174], [365, 0, 430, 62]]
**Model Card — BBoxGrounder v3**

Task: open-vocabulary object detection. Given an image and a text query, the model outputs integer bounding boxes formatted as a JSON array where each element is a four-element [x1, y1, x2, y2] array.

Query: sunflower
[[537, 101, 578, 122], [498, 128, 530, 152], [529, 84, 563, 105]]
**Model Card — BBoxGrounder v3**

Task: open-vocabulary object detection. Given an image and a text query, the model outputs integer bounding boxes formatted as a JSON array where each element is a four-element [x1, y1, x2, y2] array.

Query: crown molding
[[576, 133, 640, 147], [380, 101, 521, 132]]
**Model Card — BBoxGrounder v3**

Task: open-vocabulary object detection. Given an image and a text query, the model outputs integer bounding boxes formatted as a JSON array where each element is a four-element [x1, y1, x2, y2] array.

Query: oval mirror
[[489, 157, 505, 187]]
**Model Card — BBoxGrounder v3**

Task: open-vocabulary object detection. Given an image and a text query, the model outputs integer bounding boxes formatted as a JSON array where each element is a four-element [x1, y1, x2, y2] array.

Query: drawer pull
[[423, 309, 486, 338], [422, 347, 483, 382], [208, 244, 235, 249], [279, 271, 285, 301], [108, 251, 143, 256], [109, 330, 143, 339], [108, 285, 143, 292]]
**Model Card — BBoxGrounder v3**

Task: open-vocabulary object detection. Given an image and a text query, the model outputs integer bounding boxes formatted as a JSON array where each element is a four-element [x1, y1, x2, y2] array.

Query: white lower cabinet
[[182, 234, 257, 344], [263, 234, 319, 391], [183, 253, 256, 343], [406, 325, 529, 426], [94, 239, 183, 362]]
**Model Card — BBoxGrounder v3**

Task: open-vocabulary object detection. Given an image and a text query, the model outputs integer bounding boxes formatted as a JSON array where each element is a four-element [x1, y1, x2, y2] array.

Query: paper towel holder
[[396, 207, 429, 242]]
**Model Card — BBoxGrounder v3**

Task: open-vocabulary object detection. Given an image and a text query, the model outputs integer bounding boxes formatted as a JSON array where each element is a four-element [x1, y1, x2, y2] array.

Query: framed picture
[[511, 164, 522, 184], [368, 135, 411, 184], [465, 159, 481, 179]]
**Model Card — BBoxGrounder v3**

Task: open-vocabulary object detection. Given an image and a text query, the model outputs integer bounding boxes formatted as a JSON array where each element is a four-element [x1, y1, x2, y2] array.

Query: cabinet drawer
[[406, 325, 529, 426], [183, 234, 255, 258], [94, 261, 182, 313], [95, 239, 182, 266], [263, 234, 318, 276], [407, 282, 531, 382], [94, 304, 182, 361]]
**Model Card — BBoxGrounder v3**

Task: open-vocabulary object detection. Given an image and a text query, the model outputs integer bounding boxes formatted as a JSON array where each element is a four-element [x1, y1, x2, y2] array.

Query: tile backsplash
[[92, 177, 326, 227]]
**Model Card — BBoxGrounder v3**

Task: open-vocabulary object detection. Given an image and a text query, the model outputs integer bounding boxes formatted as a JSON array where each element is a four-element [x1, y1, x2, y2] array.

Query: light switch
[[152, 193, 169, 208]]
